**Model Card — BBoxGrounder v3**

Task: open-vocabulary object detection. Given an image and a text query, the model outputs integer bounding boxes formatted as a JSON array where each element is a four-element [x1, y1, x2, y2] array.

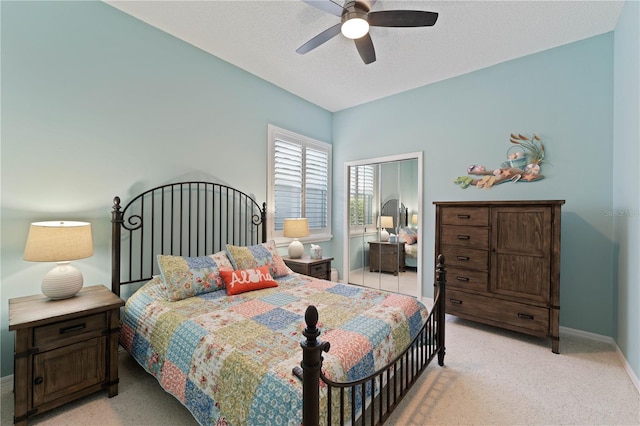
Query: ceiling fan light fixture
[[341, 11, 369, 39]]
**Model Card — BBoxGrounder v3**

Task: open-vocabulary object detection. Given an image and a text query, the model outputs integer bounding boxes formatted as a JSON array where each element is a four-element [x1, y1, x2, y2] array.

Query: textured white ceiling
[[104, 0, 624, 112]]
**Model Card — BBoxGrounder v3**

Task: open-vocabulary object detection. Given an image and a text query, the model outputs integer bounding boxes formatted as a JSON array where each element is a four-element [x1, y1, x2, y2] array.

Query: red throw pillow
[[220, 266, 278, 295]]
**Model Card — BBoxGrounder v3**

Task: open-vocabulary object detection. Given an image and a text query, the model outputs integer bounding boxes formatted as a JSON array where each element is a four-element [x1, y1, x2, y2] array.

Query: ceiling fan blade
[[296, 23, 342, 54], [368, 10, 439, 27], [354, 33, 376, 64], [302, 0, 345, 17]]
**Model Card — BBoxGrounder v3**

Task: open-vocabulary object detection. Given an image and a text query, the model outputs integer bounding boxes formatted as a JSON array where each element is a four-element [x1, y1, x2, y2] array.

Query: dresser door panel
[[491, 207, 551, 303]]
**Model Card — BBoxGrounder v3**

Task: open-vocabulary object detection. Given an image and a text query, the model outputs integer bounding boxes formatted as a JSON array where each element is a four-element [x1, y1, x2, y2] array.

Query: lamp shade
[[24, 221, 93, 262], [283, 218, 309, 239], [380, 216, 394, 229], [411, 214, 418, 225], [24, 221, 93, 299], [283, 218, 309, 259]]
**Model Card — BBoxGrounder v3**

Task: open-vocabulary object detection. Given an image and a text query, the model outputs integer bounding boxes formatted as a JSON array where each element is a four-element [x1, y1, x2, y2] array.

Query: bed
[[380, 199, 418, 269], [111, 181, 446, 425]]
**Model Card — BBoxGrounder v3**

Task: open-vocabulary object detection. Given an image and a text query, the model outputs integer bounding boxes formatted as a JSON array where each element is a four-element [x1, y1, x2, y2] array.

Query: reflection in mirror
[[344, 153, 422, 298]]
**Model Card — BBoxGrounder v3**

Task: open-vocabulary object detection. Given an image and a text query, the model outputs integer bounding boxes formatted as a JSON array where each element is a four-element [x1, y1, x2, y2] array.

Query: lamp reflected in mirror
[[379, 216, 393, 242]]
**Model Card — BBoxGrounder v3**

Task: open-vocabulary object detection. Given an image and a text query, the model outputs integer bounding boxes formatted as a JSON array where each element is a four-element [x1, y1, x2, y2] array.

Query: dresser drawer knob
[[60, 323, 86, 334], [456, 256, 470, 261], [457, 235, 470, 240], [457, 214, 470, 219], [34, 377, 43, 385], [517, 313, 534, 320], [455, 276, 470, 282], [449, 298, 463, 305]]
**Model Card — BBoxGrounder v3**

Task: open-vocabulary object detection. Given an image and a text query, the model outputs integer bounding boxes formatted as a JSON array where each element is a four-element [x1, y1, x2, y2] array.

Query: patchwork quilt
[[120, 273, 429, 426]]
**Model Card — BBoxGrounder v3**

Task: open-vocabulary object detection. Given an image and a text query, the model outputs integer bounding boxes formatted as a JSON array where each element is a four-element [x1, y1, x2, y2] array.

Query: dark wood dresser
[[9, 285, 124, 425], [434, 200, 564, 353], [369, 241, 406, 275]]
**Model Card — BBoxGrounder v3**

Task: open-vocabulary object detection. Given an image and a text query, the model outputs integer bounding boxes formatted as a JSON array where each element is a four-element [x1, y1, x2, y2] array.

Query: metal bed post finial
[[111, 196, 123, 297], [293, 305, 330, 426], [435, 254, 446, 366]]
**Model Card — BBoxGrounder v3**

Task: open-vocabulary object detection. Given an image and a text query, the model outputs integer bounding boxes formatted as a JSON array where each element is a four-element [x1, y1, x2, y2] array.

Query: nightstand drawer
[[309, 262, 329, 278], [377, 244, 399, 255], [34, 313, 106, 347]]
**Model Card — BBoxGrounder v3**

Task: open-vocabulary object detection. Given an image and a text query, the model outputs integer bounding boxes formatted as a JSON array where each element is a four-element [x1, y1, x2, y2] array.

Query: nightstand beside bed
[[8, 285, 124, 426], [283, 256, 333, 280]]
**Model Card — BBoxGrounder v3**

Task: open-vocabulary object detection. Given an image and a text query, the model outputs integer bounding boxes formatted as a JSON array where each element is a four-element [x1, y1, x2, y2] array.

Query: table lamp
[[23, 221, 93, 299], [411, 214, 418, 227], [379, 216, 393, 242], [283, 218, 309, 259]]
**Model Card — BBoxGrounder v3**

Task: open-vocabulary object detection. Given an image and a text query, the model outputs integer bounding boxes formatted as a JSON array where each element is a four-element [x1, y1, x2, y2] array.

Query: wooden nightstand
[[368, 241, 406, 275], [8, 285, 124, 425], [284, 256, 333, 280]]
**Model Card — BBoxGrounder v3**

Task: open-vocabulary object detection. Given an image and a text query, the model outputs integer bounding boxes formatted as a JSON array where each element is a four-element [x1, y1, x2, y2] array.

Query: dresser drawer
[[34, 313, 106, 347], [441, 246, 488, 271], [446, 289, 549, 334], [441, 207, 489, 226], [440, 225, 489, 249], [446, 266, 488, 292]]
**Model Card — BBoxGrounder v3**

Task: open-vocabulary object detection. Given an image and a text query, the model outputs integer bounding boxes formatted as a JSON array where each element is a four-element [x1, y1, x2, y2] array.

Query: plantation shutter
[[305, 145, 329, 229], [272, 136, 330, 233], [273, 139, 303, 231], [350, 165, 375, 226]]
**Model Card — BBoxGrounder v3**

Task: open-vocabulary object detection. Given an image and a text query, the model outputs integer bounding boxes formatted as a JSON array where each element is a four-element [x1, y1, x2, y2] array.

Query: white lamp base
[[380, 229, 390, 242], [41, 261, 83, 300], [288, 239, 304, 259]]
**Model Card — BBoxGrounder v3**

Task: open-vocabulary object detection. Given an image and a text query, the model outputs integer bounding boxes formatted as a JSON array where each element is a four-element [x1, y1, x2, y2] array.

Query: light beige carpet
[[2, 316, 638, 425]]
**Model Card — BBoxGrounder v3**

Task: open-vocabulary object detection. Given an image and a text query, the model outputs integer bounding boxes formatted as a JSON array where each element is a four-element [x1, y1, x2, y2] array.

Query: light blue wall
[[0, 1, 332, 377], [613, 0, 640, 383], [1, 0, 637, 385], [333, 34, 616, 338]]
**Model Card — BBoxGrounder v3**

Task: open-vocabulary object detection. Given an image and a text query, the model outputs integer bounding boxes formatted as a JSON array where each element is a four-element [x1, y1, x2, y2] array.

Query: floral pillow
[[225, 240, 289, 278], [398, 227, 418, 245], [219, 265, 278, 296], [158, 251, 234, 301]]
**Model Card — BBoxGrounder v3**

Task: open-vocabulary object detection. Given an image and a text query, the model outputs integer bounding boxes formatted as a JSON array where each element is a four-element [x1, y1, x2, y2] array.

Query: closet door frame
[[343, 151, 423, 299]]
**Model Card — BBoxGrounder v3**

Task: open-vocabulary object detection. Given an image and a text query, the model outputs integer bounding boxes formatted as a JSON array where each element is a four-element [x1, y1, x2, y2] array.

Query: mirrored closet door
[[344, 152, 422, 298]]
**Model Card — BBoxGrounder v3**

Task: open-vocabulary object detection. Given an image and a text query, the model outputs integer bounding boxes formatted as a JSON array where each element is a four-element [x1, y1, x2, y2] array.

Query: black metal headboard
[[381, 198, 408, 229], [111, 181, 267, 297]]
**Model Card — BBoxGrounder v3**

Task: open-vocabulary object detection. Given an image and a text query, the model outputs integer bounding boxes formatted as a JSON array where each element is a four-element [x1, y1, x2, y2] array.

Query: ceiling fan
[[296, 0, 438, 64]]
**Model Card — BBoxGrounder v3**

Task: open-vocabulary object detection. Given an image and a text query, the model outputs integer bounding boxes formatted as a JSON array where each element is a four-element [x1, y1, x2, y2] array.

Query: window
[[267, 125, 332, 242], [349, 164, 375, 228]]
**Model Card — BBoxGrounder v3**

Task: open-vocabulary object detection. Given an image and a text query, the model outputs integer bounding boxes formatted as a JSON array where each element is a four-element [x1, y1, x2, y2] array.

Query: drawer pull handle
[[456, 276, 469, 282], [60, 323, 86, 334], [34, 377, 43, 385], [449, 298, 463, 304], [518, 313, 534, 320], [456, 256, 470, 261], [457, 235, 470, 240], [457, 214, 470, 219]]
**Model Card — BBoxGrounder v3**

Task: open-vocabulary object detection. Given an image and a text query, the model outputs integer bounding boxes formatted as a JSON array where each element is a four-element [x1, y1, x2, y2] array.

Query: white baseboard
[[560, 326, 639, 394], [1, 374, 13, 388]]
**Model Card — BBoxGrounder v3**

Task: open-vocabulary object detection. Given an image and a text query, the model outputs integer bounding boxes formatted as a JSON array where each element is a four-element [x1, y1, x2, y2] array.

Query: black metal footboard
[[295, 255, 447, 425]]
